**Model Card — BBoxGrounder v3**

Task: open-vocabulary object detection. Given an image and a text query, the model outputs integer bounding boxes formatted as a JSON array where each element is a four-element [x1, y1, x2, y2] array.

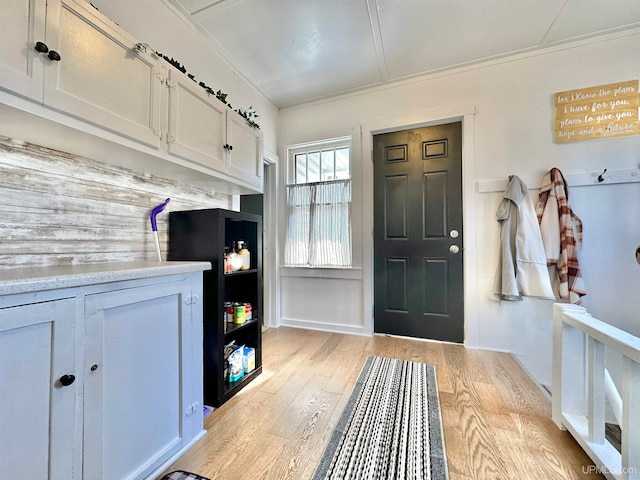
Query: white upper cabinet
[[0, 0, 264, 193], [42, 0, 163, 148], [0, 0, 47, 101], [166, 69, 226, 171], [226, 111, 263, 189], [1, 0, 163, 148], [166, 70, 263, 189]]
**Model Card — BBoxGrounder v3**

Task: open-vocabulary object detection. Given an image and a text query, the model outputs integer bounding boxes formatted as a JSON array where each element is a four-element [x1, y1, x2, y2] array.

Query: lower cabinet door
[[0, 298, 77, 480], [83, 281, 190, 480]]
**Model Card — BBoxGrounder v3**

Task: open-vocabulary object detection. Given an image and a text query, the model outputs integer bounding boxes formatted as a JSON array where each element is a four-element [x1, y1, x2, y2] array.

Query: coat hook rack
[[476, 167, 640, 193], [597, 168, 607, 183]]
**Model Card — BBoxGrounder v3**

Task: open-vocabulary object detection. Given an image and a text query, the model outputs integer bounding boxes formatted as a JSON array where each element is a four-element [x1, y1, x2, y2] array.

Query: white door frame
[[262, 154, 280, 329], [360, 105, 479, 346]]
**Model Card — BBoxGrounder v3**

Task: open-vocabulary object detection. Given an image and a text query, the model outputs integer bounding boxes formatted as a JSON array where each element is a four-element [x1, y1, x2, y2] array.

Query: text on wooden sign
[[553, 80, 640, 143]]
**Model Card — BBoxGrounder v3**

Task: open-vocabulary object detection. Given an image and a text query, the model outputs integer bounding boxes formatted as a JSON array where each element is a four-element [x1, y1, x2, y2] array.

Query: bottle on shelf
[[237, 240, 251, 270], [223, 246, 231, 274], [227, 241, 242, 272]]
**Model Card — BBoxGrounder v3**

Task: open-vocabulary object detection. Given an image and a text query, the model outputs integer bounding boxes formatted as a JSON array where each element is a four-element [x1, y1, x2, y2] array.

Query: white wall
[[279, 30, 640, 386], [92, 0, 280, 160], [278, 125, 365, 334]]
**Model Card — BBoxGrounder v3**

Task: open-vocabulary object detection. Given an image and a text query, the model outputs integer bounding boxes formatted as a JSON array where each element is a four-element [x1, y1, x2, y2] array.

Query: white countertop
[[0, 261, 211, 296]]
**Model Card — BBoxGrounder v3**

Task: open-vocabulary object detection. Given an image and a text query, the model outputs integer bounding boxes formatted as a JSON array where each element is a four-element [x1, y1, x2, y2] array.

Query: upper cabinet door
[[42, 0, 163, 148], [226, 112, 263, 190], [0, 0, 47, 101], [166, 69, 226, 172]]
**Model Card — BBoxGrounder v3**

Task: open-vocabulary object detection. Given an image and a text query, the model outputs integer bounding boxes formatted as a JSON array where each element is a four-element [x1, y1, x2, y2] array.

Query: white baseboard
[[279, 317, 370, 336], [465, 344, 513, 354]]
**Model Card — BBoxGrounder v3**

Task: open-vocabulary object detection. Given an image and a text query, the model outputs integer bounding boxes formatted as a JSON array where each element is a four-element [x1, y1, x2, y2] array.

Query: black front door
[[373, 122, 464, 343]]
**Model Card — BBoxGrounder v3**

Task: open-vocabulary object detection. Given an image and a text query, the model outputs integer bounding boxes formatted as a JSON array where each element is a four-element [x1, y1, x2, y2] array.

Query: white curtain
[[285, 179, 352, 267]]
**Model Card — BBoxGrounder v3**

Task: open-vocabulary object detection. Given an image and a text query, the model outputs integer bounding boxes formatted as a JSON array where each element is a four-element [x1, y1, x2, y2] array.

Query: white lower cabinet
[[0, 263, 206, 480], [83, 281, 201, 480], [0, 298, 77, 480]]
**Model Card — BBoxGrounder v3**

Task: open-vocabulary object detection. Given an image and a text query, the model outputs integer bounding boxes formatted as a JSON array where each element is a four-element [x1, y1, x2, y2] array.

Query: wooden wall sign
[[554, 80, 640, 143]]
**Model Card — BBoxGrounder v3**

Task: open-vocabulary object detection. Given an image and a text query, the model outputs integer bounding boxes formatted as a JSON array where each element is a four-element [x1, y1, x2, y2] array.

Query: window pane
[[285, 138, 352, 267], [307, 151, 320, 183], [295, 153, 306, 184], [321, 150, 335, 181], [335, 147, 350, 179]]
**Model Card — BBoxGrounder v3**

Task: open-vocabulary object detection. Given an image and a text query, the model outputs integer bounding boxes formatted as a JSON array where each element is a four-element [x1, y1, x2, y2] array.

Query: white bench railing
[[553, 303, 640, 480]]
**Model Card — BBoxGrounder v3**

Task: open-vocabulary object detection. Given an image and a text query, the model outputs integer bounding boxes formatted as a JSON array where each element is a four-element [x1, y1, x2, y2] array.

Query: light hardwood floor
[[160, 327, 603, 479]]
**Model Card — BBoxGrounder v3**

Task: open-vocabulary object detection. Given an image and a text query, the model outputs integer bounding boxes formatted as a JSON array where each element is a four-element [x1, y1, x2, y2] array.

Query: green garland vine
[[134, 43, 260, 130]]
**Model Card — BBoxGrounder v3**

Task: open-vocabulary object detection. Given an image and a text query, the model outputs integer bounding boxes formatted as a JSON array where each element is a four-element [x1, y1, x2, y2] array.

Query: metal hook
[[597, 168, 607, 183]]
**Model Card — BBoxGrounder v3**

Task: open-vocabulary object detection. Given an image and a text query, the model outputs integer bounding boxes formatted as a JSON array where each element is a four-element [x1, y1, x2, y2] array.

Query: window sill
[[280, 266, 362, 280]]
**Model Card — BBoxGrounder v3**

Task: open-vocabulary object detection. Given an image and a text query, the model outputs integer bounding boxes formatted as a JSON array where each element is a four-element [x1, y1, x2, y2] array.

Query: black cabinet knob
[[34, 41, 49, 53], [48, 50, 61, 62], [229, 145, 233, 151], [59, 374, 75, 386], [223, 144, 233, 151]]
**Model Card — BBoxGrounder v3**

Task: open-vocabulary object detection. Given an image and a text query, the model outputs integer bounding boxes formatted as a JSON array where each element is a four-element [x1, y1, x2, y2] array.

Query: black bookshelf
[[168, 208, 262, 407]]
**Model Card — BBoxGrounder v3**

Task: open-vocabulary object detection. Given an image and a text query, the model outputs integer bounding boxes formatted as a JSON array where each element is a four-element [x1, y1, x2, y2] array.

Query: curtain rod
[[287, 178, 351, 187]]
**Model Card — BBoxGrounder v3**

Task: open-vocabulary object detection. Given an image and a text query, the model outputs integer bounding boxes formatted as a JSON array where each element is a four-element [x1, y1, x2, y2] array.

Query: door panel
[[385, 257, 408, 311], [423, 258, 448, 315], [384, 175, 408, 238], [423, 172, 448, 238], [374, 122, 463, 343]]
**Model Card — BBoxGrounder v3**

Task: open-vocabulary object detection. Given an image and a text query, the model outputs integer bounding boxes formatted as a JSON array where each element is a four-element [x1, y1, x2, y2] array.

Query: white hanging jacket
[[493, 175, 555, 301]]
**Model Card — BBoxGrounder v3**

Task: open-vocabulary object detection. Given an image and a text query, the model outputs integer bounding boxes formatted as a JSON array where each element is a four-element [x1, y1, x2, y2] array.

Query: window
[[285, 137, 352, 268]]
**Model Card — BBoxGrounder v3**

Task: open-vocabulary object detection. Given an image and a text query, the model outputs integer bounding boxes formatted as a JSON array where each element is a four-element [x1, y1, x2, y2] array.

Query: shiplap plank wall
[[0, 136, 229, 269]]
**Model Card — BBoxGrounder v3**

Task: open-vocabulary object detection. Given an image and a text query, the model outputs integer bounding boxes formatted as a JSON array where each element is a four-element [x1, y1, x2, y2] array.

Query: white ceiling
[[167, 0, 640, 108]]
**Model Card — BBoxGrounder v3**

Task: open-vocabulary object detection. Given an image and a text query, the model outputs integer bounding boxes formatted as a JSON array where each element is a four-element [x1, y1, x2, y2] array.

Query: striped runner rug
[[313, 356, 448, 480]]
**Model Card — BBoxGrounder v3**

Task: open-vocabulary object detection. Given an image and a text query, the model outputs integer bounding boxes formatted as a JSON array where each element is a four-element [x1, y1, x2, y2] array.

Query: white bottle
[[237, 240, 250, 270], [228, 243, 242, 272]]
